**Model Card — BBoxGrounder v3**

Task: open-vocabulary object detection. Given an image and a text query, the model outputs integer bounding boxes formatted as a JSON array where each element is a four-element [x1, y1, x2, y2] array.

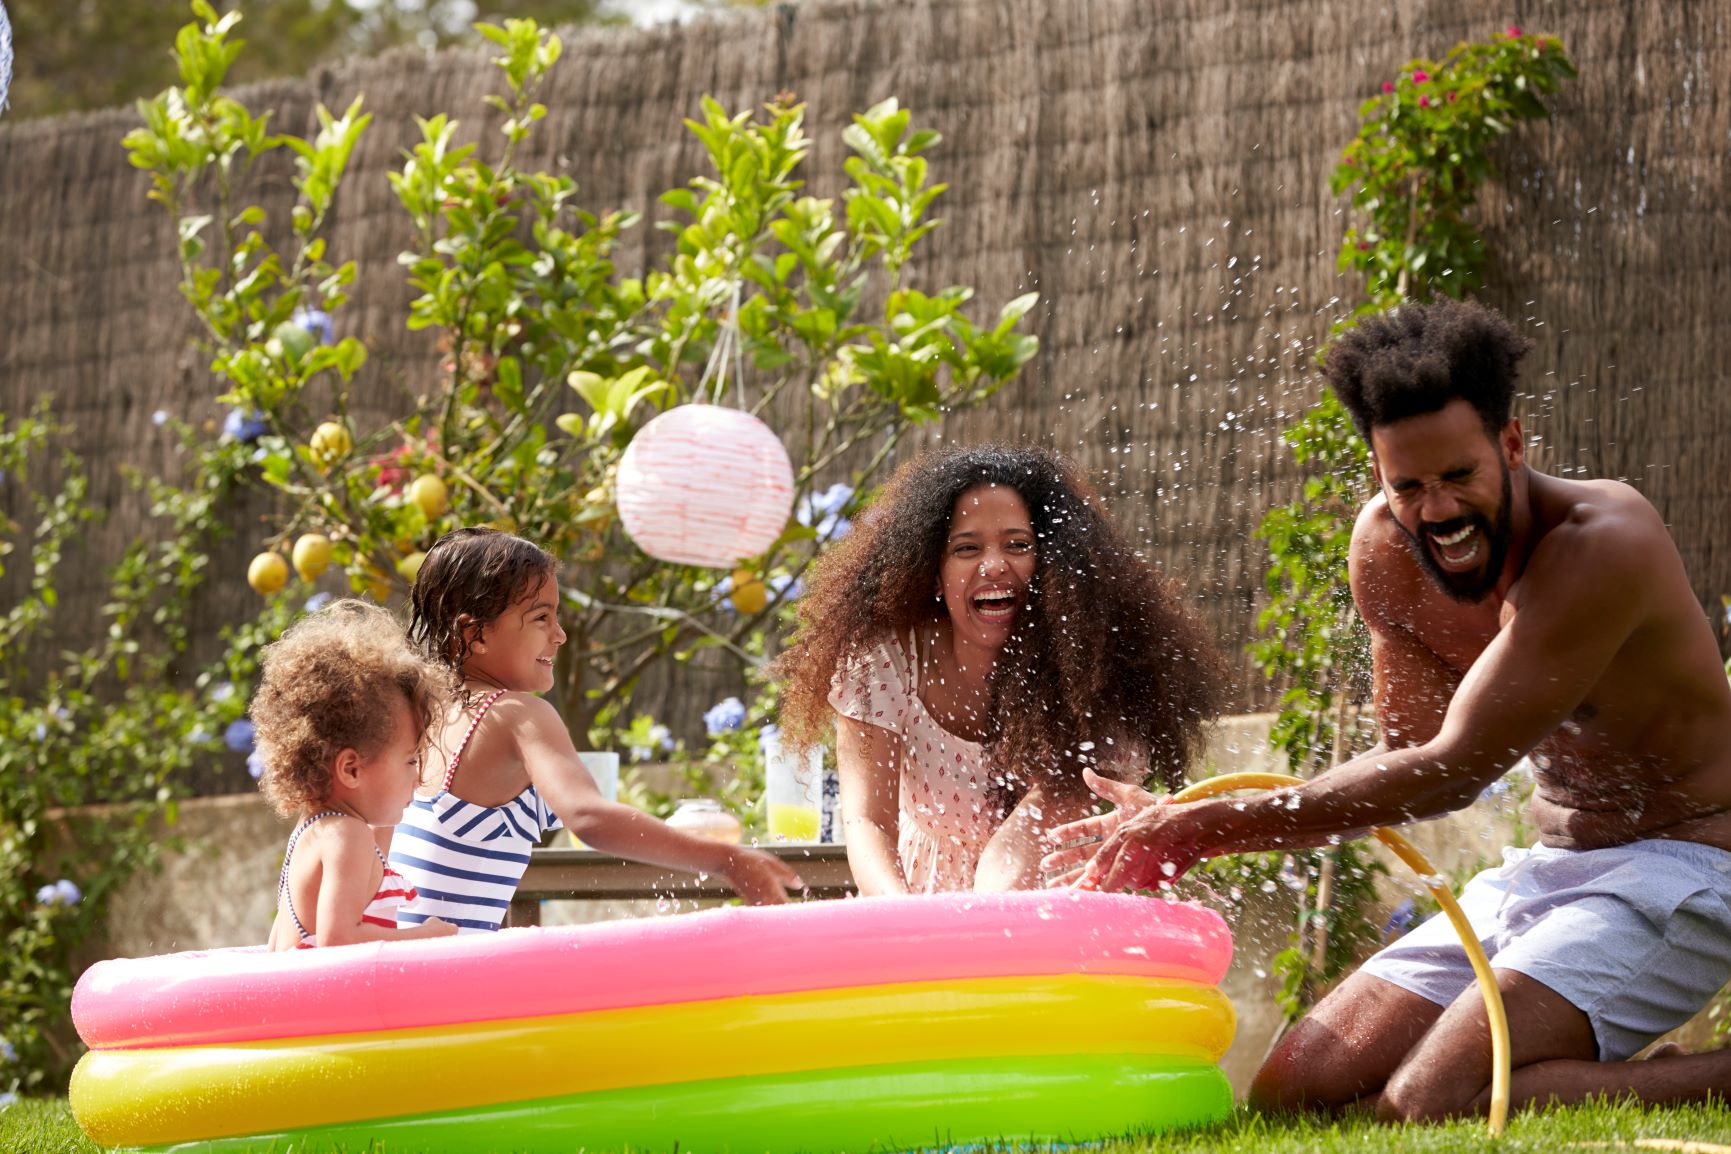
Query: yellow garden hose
[[1170, 772, 1510, 1135]]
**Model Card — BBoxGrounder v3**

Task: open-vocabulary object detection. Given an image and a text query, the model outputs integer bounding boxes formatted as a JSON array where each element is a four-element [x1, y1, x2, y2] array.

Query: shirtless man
[[1045, 298, 1731, 1119]]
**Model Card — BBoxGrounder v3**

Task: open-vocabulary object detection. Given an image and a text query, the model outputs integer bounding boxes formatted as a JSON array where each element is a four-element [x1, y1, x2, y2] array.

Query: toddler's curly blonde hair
[[250, 599, 455, 818]]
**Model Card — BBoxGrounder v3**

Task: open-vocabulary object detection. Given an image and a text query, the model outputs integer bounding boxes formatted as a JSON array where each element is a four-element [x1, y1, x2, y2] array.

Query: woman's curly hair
[[775, 445, 1226, 809], [251, 599, 455, 818]]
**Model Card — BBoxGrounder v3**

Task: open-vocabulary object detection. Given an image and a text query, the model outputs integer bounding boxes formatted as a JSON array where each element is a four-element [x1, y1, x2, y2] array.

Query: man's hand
[[1074, 799, 1212, 892], [721, 846, 805, 905], [1039, 768, 1165, 886]]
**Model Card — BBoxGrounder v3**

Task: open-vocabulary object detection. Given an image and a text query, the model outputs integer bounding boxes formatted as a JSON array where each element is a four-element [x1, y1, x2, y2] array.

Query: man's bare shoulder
[[1349, 493, 1402, 555], [1347, 495, 1425, 627], [1525, 474, 1670, 579], [1550, 475, 1663, 528]]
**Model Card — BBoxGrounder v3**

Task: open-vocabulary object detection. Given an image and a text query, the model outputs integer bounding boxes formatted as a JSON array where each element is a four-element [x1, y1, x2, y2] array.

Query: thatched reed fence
[[2, 0, 1728, 789]]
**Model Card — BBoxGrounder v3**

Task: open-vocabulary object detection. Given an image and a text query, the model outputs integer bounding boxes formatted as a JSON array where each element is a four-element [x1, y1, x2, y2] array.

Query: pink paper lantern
[[616, 404, 795, 568]]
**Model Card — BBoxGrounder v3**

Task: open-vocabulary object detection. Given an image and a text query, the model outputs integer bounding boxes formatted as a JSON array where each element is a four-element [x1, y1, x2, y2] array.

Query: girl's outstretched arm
[[512, 694, 802, 904]]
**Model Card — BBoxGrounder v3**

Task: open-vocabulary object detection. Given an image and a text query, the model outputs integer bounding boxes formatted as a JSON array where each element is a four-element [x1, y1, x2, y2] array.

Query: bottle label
[[820, 770, 843, 844]]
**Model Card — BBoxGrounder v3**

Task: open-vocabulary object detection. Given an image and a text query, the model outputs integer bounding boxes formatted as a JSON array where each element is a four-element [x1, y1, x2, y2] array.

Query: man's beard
[[1396, 462, 1514, 604]]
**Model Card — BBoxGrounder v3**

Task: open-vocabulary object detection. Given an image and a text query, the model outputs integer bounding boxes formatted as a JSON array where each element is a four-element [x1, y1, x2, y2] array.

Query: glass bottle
[[664, 799, 742, 845]]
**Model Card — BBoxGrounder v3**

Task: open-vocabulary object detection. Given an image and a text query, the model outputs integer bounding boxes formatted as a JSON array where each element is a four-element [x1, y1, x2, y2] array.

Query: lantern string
[[731, 278, 745, 410], [697, 277, 747, 411]]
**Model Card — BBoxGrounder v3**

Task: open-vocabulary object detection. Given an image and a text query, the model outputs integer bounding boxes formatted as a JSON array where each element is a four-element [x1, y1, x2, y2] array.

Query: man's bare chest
[[1406, 603, 1637, 784]]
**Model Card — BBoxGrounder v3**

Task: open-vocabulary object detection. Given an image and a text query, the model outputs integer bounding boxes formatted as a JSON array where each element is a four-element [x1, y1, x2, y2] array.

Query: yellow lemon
[[309, 421, 352, 466], [397, 551, 427, 584], [407, 474, 449, 520], [247, 552, 289, 596], [729, 568, 768, 615], [290, 533, 333, 582]]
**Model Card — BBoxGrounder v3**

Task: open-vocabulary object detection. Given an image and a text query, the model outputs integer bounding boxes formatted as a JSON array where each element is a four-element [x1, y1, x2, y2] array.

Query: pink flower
[[1383, 80, 1396, 94], [1413, 70, 1430, 84], [1447, 90, 1458, 102], [1419, 95, 1431, 108], [1506, 24, 1523, 37]]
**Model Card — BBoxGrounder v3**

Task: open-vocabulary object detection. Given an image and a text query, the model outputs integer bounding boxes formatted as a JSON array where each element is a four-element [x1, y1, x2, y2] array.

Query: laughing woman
[[774, 445, 1225, 894]]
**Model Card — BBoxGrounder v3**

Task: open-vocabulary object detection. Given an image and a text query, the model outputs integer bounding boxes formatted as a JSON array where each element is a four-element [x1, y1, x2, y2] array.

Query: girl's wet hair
[[775, 444, 1227, 810], [251, 599, 454, 818], [408, 527, 558, 674]]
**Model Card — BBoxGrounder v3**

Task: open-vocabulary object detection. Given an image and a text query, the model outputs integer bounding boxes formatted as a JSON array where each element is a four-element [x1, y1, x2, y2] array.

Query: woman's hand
[[721, 845, 805, 905], [1039, 768, 1166, 886]]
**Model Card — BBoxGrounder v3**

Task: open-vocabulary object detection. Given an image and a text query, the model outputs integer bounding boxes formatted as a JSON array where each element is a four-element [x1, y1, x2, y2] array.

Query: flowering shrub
[[127, 4, 1041, 752], [620, 683, 784, 836], [1258, 24, 1576, 778], [1250, 27, 1575, 1019], [1333, 27, 1577, 314], [0, 404, 293, 1092], [703, 697, 747, 737]]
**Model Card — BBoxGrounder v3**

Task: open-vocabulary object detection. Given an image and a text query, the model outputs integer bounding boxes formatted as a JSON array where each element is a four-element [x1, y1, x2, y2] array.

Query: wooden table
[[507, 843, 856, 927]]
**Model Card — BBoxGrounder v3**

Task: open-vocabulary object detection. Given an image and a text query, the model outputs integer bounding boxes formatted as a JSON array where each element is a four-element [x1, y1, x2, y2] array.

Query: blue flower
[[292, 308, 336, 346], [0, 1091, 15, 1109], [703, 697, 746, 736], [0, 1038, 15, 1063], [1382, 898, 1416, 939], [37, 879, 81, 907], [627, 724, 675, 763], [247, 748, 267, 781], [209, 681, 235, 704], [0, 0, 12, 116], [801, 482, 854, 520], [304, 592, 334, 613], [797, 482, 855, 542], [223, 719, 256, 753], [222, 407, 269, 444]]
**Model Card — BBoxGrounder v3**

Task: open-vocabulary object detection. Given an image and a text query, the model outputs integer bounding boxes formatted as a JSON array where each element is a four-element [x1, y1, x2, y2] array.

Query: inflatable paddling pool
[[70, 890, 1235, 1152]]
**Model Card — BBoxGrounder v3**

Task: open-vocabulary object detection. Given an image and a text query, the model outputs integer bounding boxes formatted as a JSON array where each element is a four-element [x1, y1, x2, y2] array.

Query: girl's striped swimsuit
[[389, 689, 562, 933]]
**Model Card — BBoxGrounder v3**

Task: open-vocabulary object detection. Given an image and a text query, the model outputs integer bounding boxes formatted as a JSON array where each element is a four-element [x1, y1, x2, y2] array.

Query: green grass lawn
[[8, 1095, 1731, 1153]]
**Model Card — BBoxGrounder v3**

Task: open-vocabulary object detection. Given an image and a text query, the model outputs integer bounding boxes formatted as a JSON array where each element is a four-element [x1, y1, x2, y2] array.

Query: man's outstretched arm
[[1071, 512, 1651, 892]]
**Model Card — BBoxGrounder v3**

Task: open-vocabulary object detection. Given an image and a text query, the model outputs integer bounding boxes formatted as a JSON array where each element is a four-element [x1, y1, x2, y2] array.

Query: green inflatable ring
[[149, 1052, 1231, 1153]]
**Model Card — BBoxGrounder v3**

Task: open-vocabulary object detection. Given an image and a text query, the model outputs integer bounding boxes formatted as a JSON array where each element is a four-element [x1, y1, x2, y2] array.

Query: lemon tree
[[128, 5, 1041, 747]]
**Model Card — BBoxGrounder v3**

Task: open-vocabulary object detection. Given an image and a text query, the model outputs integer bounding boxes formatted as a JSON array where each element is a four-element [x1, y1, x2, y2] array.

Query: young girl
[[254, 599, 460, 949], [392, 527, 801, 932], [775, 445, 1225, 894]]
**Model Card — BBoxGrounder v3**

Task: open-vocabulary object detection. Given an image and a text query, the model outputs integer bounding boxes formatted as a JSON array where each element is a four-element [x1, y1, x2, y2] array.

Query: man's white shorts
[[1359, 839, 1731, 1060]]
